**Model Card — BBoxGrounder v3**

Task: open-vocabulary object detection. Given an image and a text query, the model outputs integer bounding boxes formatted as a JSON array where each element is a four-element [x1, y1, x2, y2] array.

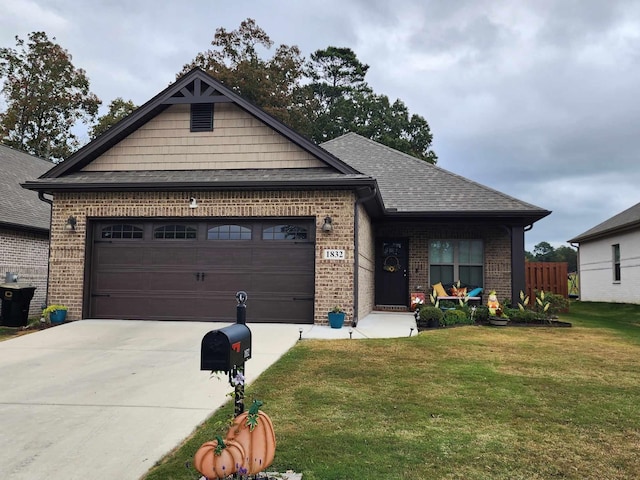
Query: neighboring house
[[0, 145, 52, 316], [22, 68, 550, 325], [568, 201, 640, 304]]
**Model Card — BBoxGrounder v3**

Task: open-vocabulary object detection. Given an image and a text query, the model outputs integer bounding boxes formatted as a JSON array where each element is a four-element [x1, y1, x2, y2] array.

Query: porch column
[[511, 225, 525, 306]]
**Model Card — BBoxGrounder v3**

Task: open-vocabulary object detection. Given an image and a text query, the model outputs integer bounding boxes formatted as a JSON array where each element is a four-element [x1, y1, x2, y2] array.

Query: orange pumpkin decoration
[[193, 435, 246, 479], [226, 400, 276, 474]]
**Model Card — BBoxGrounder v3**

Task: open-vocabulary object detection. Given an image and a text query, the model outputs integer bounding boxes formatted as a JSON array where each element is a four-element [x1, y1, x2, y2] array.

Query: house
[[568, 201, 640, 304], [22, 68, 550, 325], [0, 145, 52, 315]]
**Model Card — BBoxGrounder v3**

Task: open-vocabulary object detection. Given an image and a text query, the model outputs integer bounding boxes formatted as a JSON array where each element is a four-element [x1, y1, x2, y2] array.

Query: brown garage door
[[88, 219, 315, 323]]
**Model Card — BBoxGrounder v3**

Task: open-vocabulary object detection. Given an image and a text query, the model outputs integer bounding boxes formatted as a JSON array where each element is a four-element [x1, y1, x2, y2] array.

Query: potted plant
[[328, 306, 346, 329], [43, 304, 68, 324]]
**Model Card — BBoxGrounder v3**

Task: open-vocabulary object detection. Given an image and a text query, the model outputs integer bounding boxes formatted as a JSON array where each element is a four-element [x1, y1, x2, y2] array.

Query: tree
[[533, 241, 555, 262], [180, 18, 305, 127], [304, 46, 437, 162], [0, 32, 100, 161], [90, 97, 137, 139], [527, 242, 577, 271], [183, 19, 438, 163]]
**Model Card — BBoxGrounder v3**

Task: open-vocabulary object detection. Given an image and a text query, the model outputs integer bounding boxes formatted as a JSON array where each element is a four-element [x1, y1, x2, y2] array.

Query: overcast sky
[[2, 0, 639, 251]]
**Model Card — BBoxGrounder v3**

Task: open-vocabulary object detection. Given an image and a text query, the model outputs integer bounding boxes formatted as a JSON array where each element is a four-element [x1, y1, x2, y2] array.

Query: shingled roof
[[568, 201, 640, 243], [321, 133, 550, 222], [0, 145, 51, 232]]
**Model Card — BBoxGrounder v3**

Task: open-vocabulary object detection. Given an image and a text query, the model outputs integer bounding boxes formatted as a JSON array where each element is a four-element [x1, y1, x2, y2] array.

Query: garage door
[[88, 220, 315, 323]]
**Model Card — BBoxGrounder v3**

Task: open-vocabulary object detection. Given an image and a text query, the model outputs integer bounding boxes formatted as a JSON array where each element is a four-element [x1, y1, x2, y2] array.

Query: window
[[262, 224, 308, 240], [429, 239, 483, 287], [613, 244, 621, 282], [101, 224, 143, 239], [190, 103, 213, 132], [208, 225, 252, 240], [153, 224, 197, 239]]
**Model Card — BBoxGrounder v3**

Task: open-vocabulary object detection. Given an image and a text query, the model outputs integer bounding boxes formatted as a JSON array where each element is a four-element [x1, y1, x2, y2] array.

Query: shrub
[[547, 293, 570, 315], [443, 309, 470, 326], [418, 306, 443, 329], [439, 300, 456, 309], [473, 305, 489, 323], [506, 308, 539, 323]]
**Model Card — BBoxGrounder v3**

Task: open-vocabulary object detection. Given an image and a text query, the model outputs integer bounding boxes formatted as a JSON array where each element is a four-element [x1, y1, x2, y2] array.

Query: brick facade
[[0, 227, 49, 316], [48, 190, 357, 324], [375, 222, 512, 303]]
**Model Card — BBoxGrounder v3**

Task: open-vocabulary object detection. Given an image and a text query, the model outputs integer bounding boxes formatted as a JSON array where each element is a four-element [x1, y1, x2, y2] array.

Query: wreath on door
[[383, 256, 400, 273]]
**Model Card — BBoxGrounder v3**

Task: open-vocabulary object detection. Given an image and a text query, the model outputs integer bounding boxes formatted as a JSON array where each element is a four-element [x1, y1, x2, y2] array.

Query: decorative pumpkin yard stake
[[196, 292, 277, 478], [226, 400, 276, 475]]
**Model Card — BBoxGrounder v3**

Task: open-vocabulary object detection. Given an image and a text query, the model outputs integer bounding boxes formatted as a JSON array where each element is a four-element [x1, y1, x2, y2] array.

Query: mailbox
[[201, 323, 252, 372]]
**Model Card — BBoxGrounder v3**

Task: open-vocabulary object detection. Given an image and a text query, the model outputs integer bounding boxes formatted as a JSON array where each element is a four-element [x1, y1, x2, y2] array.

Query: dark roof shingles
[[569, 201, 640, 243], [321, 132, 549, 215], [0, 145, 52, 231]]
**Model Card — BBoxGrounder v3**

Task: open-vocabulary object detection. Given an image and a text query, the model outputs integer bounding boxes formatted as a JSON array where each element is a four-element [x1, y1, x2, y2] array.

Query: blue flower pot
[[328, 312, 345, 329], [49, 310, 67, 324]]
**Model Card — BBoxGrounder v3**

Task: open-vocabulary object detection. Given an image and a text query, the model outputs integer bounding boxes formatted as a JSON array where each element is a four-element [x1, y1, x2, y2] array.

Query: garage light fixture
[[65, 216, 77, 232], [189, 197, 198, 208], [322, 216, 333, 233]]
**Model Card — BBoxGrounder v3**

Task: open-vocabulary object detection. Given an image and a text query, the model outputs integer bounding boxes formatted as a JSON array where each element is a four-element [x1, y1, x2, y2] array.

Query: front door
[[375, 239, 409, 306]]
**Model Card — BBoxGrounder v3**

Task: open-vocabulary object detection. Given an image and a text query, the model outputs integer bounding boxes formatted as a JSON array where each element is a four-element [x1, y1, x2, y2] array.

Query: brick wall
[[356, 203, 375, 321], [48, 190, 356, 324], [0, 227, 49, 316], [375, 222, 512, 303]]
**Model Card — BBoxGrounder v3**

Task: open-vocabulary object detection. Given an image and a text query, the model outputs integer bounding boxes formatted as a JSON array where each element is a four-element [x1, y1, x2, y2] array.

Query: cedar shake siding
[[82, 103, 325, 172]]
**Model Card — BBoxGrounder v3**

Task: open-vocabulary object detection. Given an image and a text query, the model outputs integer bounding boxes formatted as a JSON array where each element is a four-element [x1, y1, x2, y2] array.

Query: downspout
[[352, 186, 378, 327], [38, 192, 53, 308]]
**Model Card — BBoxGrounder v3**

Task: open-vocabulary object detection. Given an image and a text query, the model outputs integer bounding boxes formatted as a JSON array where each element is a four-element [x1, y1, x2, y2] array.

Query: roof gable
[[321, 133, 550, 222], [42, 68, 359, 178], [569, 201, 640, 243], [0, 145, 51, 232]]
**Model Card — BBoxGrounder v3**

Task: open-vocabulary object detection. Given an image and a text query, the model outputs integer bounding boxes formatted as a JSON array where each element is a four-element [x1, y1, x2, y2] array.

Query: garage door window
[[208, 225, 252, 240], [153, 224, 197, 239], [262, 224, 308, 240], [101, 224, 143, 239]]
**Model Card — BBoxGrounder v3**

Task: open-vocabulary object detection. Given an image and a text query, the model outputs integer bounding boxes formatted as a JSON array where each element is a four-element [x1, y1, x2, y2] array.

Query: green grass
[[144, 301, 640, 480]]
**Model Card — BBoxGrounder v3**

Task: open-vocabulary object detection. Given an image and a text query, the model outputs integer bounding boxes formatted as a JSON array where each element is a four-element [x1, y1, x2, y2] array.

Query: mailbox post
[[201, 291, 251, 416]]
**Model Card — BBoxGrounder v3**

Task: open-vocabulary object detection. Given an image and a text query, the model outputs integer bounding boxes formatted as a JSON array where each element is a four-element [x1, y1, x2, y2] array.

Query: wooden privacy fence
[[525, 262, 568, 300]]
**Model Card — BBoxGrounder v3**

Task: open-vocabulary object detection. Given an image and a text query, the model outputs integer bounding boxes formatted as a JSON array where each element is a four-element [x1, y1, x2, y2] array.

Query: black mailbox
[[201, 323, 252, 372]]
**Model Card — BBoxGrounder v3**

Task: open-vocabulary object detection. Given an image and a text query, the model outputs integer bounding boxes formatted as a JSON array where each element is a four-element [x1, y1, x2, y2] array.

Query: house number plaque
[[323, 249, 345, 260]]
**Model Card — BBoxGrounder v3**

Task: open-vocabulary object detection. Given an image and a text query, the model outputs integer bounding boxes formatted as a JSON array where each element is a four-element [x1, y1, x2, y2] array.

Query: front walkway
[[301, 311, 417, 339]]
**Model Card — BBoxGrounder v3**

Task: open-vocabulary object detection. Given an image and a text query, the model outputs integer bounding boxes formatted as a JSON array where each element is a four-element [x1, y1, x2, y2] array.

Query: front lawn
[[145, 301, 640, 479]]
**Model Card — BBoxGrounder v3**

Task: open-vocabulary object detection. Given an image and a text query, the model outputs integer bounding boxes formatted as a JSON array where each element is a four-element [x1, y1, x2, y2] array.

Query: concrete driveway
[[0, 320, 301, 480]]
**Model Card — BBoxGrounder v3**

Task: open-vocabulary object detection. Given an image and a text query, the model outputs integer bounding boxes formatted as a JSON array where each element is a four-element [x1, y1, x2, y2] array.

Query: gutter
[[352, 186, 378, 327], [38, 192, 53, 308]]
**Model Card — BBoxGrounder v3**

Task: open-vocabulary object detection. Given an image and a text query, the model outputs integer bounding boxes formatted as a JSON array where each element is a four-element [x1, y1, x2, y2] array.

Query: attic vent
[[190, 103, 214, 132]]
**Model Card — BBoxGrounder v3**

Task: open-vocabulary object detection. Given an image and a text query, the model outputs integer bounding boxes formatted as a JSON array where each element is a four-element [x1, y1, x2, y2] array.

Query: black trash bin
[[0, 283, 37, 327]]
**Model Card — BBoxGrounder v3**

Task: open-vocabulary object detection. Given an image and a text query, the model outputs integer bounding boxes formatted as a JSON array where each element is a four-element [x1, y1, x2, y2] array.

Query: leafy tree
[[555, 245, 577, 272], [0, 32, 100, 161], [180, 18, 305, 127], [527, 242, 577, 271], [90, 97, 137, 139], [304, 46, 437, 162], [183, 19, 438, 163], [533, 241, 555, 262]]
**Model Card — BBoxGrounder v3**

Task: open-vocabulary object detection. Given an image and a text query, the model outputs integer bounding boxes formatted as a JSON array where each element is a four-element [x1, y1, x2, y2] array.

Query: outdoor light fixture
[[322, 216, 333, 232], [348, 328, 353, 339], [189, 197, 198, 208], [65, 216, 77, 232], [298, 327, 303, 341], [409, 327, 414, 337]]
